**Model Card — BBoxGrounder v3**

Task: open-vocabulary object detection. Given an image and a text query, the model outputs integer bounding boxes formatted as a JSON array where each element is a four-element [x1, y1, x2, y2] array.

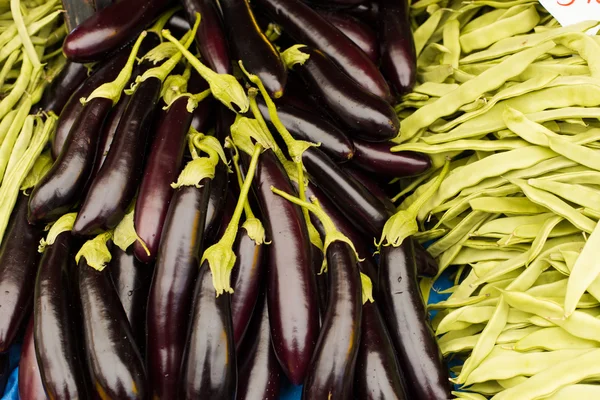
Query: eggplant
[[308, 0, 366, 5], [276, 75, 320, 114], [318, 11, 379, 62], [109, 247, 153, 352], [133, 96, 193, 263], [39, 61, 88, 115], [237, 291, 282, 400], [34, 231, 89, 399], [352, 139, 431, 177], [414, 241, 439, 278], [303, 240, 362, 399], [19, 317, 46, 400], [181, 0, 232, 74], [0, 352, 7, 396], [28, 97, 113, 223], [250, 149, 318, 385], [95, 0, 114, 10], [255, 0, 391, 99], [302, 147, 392, 238], [189, 72, 214, 133], [63, 0, 172, 63], [146, 181, 211, 399], [79, 257, 147, 400], [73, 77, 162, 236], [205, 163, 230, 242], [165, 12, 192, 35], [311, 243, 328, 320], [379, 0, 417, 96], [257, 100, 355, 163], [180, 263, 237, 399], [290, 46, 399, 143], [347, 2, 380, 25], [342, 164, 395, 214], [378, 242, 452, 400], [0, 194, 43, 353]]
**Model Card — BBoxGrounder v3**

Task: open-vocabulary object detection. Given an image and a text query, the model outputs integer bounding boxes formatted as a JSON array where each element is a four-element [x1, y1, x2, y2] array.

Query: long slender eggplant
[[19, 317, 46, 400], [28, 97, 113, 223], [289, 46, 399, 142], [414, 241, 439, 278], [0, 352, 7, 396], [277, 75, 320, 114], [95, 0, 113, 10], [205, 163, 230, 242], [302, 147, 392, 237], [303, 240, 362, 399], [347, 1, 379, 23], [109, 247, 153, 352], [181, 0, 232, 74], [237, 291, 282, 400], [257, 100, 355, 163], [319, 11, 379, 62], [0, 194, 43, 353], [146, 180, 211, 399], [39, 61, 88, 115], [342, 164, 396, 215], [311, 244, 328, 319], [73, 77, 162, 236], [250, 149, 318, 385], [378, 242, 452, 400], [353, 139, 431, 177], [63, 0, 172, 63], [91, 93, 130, 178], [220, 0, 287, 97], [379, 0, 417, 96], [34, 231, 89, 399], [180, 262, 237, 399], [189, 71, 214, 133], [79, 257, 147, 399], [166, 12, 192, 35], [255, 0, 390, 99]]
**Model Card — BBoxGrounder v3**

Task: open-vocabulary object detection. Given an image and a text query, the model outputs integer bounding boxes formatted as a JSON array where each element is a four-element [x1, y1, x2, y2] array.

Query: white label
[[538, 0, 600, 34]]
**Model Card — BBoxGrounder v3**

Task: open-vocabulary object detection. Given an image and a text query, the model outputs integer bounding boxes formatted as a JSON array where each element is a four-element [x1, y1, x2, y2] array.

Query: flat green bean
[[558, 33, 600, 79], [470, 196, 548, 215], [428, 211, 489, 257], [497, 376, 529, 389], [452, 248, 522, 265], [453, 392, 487, 400], [515, 326, 598, 352], [4, 114, 34, 179], [438, 324, 486, 345], [413, 81, 459, 96], [464, 381, 504, 395], [413, 7, 445, 56], [392, 138, 528, 154], [0, 97, 30, 184], [437, 306, 532, 335], [442, 18, 460, 68], [528, 179, 600, 212], [546, 385, 600, 400], [513, 220, 579, 240], [477, 213, 555, 235]]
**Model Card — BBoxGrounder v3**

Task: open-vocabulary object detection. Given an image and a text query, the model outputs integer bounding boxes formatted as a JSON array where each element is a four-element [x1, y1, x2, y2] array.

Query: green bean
[[497, 376, 529, 389], [437, 306, 532, 335], [528, 179, 600, 212], [4, 114, 34, 179], [392, 138, 528, 154], [418, 42, 450, 69], [413, 6, 446, 56], [0, 108, 16, 146], [442, 18, 460, 68], [558, 33, 600, 79], [428, 211, 489, 257], [477, 213, 554, 236], [465, 382, 504, 396], [513, 220, 579, 240], [419, 277, 433, 305], [413, 81, 459, 97], [546, 385, 600, 400], [515, 326, 598, 352], [461, 8, 506, 33], [526, 279, 568, 298], [438, 324, 486, 344], [412, 228, 448, 242], [0, 97, 30, 184], [429, 294, 490, 310], [463, 240, 530, 252], [470, 196, 548, 215], [453, 392, 487, 400], [392, 168, 436, 203], [453, 248, 522, 265], [548, 136, 600, 172]]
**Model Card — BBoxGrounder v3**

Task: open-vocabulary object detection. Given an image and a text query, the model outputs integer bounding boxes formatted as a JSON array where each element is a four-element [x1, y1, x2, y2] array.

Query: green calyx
[[38, 212, 76, 253], [172, 132, 225, 188], [230, 114, 276, 156], [361, 272, 375, 304], [281, 45, 310, 70], [113, 202, 149, 254], [75, 231, 113, 271], [160, 63, 190, 107]]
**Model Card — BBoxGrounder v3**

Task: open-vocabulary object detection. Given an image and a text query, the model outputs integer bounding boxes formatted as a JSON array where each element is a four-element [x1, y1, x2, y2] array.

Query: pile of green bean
[[385, 0, 600, 399], [0, 0, 65, 242]]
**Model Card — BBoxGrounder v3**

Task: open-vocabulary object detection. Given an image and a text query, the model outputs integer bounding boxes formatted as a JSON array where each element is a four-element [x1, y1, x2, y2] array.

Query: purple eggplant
[[342, 163, 395, 214], [0, 352, 7, 396], [352, 139, 431, 177], [165, 12, 192, 35], [255, 0, 391, 99], [19, 317, 46, 400], [311, 244, 328, 320], [95, 0, 113, 10], [0, 194, 43, 353], [39, 61, 88, 115], [205, 163, 230, 242], [319, 11, 379, 62], [378, 242, 451, 400], [414, 241, 439, 278], [180, 263, 237, 399], [347, 1, 379, 24]]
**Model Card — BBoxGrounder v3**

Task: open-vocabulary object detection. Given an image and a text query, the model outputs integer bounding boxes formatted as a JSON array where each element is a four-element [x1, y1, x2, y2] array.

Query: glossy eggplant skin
[[109, 247, 153, 352], [293, 47, 399, 143], [39, 61, 88, 115], [0, 194, 43, 353], [133, 97, 193, 263], [230, 229, 265, 349], [302, 240, 362, 399], [34, 232, 89, 399], [180, 263, 237, 399], [146, 181, 211, 400], [302, 147, 392, 238], [342, 164, 395, 215], [311, 244, 328, 320], [414, 242, 439, 278], [91, 93, 130, 178], [95, 0, 114, 10], [379, 0, 417, 96], [353, 139, 431, 177], [181, 0, 232, 74], [19, 317, 46, 400], [319, 11, 378, 62], [0, 352, 7, 395], [378, 242, 451, 400], [205, 163, 230, 242], [74, 78, 162, 236], [257, 100, 355, 163], [63, 0, 172, 63], [237, 291, 281, 400], [255, 0, 390, 99], [165, 12, 191, 35], [28, 98, 112, 224], [251, 149, 318, 386]]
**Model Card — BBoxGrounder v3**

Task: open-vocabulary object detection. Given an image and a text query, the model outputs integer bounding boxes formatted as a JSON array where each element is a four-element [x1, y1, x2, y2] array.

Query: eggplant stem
[[296, 160, 323, 251], [147, 6, 181, 40]]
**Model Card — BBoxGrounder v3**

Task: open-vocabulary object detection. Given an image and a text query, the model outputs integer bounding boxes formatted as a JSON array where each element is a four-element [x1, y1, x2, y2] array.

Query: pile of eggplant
[[0, 0, 453, 399]]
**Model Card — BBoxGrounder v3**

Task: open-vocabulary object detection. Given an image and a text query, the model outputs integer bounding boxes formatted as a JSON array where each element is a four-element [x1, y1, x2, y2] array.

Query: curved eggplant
[[319, 11, 378, 62], [257, 100, 355, 163], [181, 0, 232, 74], [180, 263, 237, 399], [342, 164, 395, 215], [205, 163, 230, 242], [255, 0, 390, 99], [237, 291, 282, 400], [34, 231, 89, 399], [165, 12, 191, 35], [146, 181, 211, 399], [311, 244, 328, 320], [414, 241, 439, 278], [352, 139, 431, 177], [355, 301, 409, 400], [28, 98, 113, 224], [347, 2, 380, 25], [39, 61, 88, 115], [91, 93, 130, 178], [291, 47, 399, 142], [251, 149, 318, 385], [73, 78, 162, 236], [0, 194, 43, 353], [79, 258, 147, 400], [378, 242, 452, 400], [189, 72, 214, 133], [19, 317, 46, 400], [63, 0, 172, 63], [303, 240, 362, 399], [379, 0, 417, 95]]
